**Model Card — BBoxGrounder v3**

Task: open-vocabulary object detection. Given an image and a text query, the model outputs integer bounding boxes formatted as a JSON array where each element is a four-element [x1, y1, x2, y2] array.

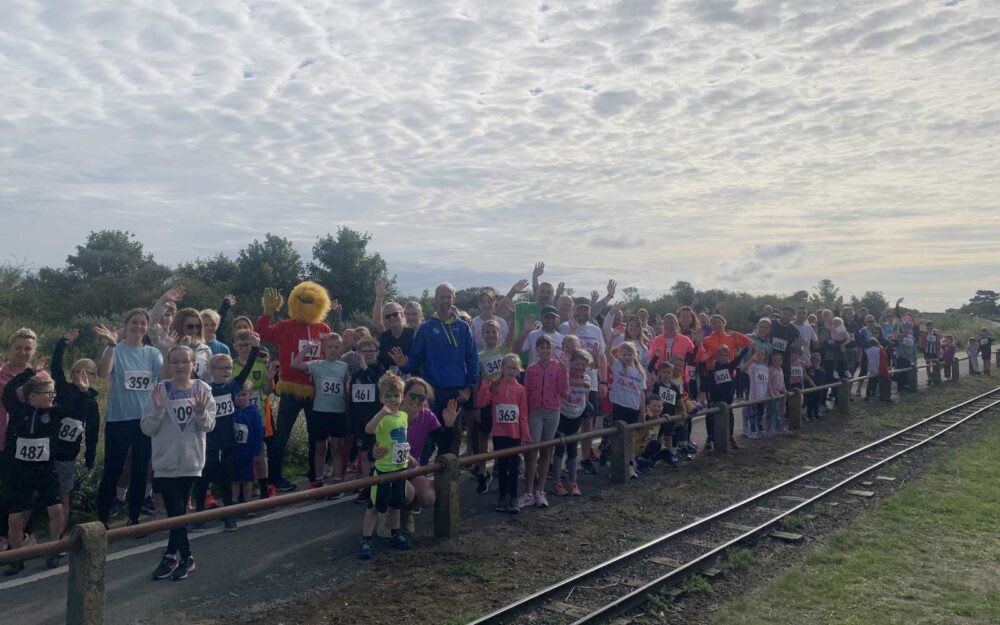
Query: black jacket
[[51, 338, 101, 467], [3, 368, 59, 468]]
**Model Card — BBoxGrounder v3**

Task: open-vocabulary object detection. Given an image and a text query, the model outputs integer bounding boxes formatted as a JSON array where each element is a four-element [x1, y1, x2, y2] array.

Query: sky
[[1, 0, 999, 311]]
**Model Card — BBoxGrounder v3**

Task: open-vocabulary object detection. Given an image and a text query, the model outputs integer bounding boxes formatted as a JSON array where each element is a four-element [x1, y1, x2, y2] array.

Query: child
[[739, 347, 769, 437], [648, 361, 690, 463], [941, 334, 956, 379], [788, 343, 814, 395], [864, 338, 882, 400], [979, 328, 993, 376], [347, 337, 384, 501], [805, 353, 828, 419], [142, 345, 216, 581], [967, 337, 981, 374], [702, 347, 737, 450], [766, 352, 787, 435], [293, 333, 350, 487], [669, 356, 699, 458], [2, 372, 66, 574], [552, 350, 592, 495], [472, 319, 516, 493], [196, 336, 259, 531], [476, 354, 530, 512], [923, 322, 940, 363], [359, 372, 410, 560], [231, 332, 272, 499], [520, 335, 569, 508], [635, 395, 668, 471], [231, 381, 264, 511], [609, 342, 646, 479], [51, 330, 100, 529]]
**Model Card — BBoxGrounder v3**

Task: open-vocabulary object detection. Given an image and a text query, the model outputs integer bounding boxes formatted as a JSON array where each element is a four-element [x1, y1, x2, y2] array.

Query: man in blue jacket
[[398, 283, 478, 459]]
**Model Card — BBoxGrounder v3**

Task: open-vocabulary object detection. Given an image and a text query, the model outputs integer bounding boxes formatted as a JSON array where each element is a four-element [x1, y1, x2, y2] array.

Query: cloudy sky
[[2, 0, 998, 310]]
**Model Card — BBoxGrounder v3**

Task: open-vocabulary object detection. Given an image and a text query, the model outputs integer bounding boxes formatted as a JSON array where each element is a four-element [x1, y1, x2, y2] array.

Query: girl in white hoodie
[[141, 345, 216, 581]]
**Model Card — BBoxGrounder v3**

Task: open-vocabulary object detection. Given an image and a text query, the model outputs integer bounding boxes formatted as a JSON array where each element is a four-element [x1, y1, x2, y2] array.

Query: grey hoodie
[[141, 379, 216, 478]]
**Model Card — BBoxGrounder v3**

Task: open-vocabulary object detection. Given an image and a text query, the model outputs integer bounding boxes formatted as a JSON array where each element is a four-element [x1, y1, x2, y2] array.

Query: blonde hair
[[200, 309, 221, 325], [71, 358, 97, 374], [617, 341, 647, 383], [23, 375, 54, 398], [8, 327, 37, 348], [501, 353, 523, 374], [210, 353, 233, 367], [379, 371, 405, 397]]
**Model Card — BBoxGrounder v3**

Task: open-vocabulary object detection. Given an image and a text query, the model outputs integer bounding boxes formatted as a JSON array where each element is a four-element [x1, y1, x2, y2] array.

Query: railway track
[[468, 387, 1000, 625]]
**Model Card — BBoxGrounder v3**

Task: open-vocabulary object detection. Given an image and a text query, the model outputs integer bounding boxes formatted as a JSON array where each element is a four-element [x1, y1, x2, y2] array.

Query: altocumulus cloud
[[0, 0, 999, 311]]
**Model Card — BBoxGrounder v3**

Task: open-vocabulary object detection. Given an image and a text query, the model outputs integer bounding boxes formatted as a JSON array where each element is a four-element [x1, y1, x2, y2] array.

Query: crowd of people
[[0, 262, 994, 576]]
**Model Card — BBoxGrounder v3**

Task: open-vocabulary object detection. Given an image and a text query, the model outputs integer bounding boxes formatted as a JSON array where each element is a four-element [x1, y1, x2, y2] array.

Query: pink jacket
[[476, 378, 531, 442], [524, 359, 569, 411]]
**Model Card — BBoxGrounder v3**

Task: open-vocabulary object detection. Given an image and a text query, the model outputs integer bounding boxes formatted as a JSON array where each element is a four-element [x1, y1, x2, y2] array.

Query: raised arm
[[531, 262, 544, 299], [93, 324, 118, 378], [372, 278, 387, 334], [216, 294, 235, 345], [591, 280, 617, 321]]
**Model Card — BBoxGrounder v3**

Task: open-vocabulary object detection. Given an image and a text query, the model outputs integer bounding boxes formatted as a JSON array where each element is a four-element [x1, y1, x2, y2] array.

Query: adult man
[[771, 306, 801, 380], [793, 306, 819, 361], [394, 283, 478, 458]]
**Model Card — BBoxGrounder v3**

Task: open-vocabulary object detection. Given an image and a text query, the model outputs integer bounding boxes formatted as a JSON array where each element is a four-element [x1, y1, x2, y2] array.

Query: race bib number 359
[[124, 370, 152, 391]]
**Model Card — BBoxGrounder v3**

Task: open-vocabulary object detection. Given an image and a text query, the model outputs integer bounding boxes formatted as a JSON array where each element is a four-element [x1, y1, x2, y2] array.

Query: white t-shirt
[[610, 360, 644, 410], [793, 322, 818, 359], [524, 329, 565, 365], [471, 315, 509, 351], [560, 321, 606, 389]]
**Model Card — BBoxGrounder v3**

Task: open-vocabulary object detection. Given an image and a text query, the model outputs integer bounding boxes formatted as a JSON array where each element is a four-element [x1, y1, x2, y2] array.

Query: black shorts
[[349, 412, 376, 452], [6, 464, 60, 512], [557, 413, 585, 437], [368, 468, 406, 513], [477, 403, 493, 435], [307, 411, 348, 440]]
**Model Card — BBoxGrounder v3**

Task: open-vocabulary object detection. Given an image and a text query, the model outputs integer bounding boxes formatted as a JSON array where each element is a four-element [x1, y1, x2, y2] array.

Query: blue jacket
[[233, 404, 264, 460], [405, 316, 479, 389]]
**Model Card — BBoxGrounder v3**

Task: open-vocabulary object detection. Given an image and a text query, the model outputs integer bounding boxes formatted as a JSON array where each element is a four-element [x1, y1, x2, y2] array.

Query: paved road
[[0, 362, 937, 624]]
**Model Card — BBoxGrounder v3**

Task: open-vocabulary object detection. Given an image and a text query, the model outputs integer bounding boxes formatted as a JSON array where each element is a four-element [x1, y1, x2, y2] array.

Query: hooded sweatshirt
[[141, 380, 216, 478]]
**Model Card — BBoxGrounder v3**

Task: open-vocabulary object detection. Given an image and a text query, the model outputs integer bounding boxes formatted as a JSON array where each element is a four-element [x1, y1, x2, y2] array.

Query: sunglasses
[[384, 311, 401, 320], [406, 392, 426, 402], [185, 324, 202, 331], [32, 390, 57, 397]]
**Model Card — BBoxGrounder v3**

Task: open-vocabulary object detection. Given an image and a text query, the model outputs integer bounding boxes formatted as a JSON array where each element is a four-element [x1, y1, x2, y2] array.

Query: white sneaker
[[629, 466, 639, 479], [535, 490, 549, 508], [517, 492, 535, 509]]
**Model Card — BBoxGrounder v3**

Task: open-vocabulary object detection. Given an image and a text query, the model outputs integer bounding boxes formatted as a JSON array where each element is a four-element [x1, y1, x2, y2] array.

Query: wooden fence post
[[433, 454, 460, 538], [67, 522, 106, 625], [787, 391, 802, 431], [610, 420, 631, 484]]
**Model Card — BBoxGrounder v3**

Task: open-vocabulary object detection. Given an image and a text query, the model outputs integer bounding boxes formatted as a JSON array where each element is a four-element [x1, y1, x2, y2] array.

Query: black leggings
[[193, 447, 235, 511], [97, 420, 152, 525], [270, 393, 313, 484], [492, 436, 520, 499], [154, 476, 196, 559]]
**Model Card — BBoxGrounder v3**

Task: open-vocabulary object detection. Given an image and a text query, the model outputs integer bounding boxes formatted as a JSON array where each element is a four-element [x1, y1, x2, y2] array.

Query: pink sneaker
[[570, 483, 581, 496], [553, 482, 568, 496]]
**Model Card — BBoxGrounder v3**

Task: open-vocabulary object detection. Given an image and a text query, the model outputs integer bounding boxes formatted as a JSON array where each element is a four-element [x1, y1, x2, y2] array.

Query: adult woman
[[93, 309, 165, 527], [171, 308, 213, 380], [697, 315, 754, 370], [376, 301, 415, 373], [404, 302, 424, 330], [0, 328, 47, 550]]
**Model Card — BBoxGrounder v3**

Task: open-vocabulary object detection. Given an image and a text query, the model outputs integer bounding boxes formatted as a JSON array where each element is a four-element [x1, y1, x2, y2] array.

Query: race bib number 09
[[169, 398, 196, 429], [495, 403, 519, 424], [124, 370, 152, 391], [16, 437, 50, 462]]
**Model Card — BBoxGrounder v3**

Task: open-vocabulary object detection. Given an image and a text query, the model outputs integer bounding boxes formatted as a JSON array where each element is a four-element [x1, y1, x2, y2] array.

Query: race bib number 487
[[16, 437, 50, 462]]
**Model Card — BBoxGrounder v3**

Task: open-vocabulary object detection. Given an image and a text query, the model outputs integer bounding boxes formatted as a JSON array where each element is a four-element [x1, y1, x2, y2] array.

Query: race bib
[[714, 369, 732, 384], [58, 418, 84, 443], [124, 370, 153, 391], [755, 370, 769, 385], [903, 336, 914, 347], [686, 365, 696, 379], [169, 397, 196, 431], [319, 378, 343, 396], [298, 339, 321, 361], [790, 365, 804, 379], [772, 338, 787, 352], [16, 437, 50, 462], [234, 423, 249, 444], [658, 387, 677, 405], [981, 338, 990, 346], [483, 354, 504, 377], [249, 391, 263, 408], [391, 442, 410, 465], [215, 393, 235, 417], [352, 383, 376, 403], [495, 403, 519, 424]]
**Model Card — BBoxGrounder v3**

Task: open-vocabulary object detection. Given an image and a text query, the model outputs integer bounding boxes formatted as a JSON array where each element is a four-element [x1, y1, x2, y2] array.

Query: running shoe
[[729, 438, 741, 450], [517, 492, 535, 509], [534, 490, 549, 508], [275, 479, 297, 493], [151, 553, 178, 581], [224, 517, 238, 532], [390, 533, 411, 551], [109, 498, 126, 518], [704, 439, 714, 452], [476, 471, 492, 495], [358, 537, 374, 560], [628, 465, 639, 480], [4, 562, 24, 577], [495, 496, 508, 512], [552, 482, 568, 496], [570, 483, 581, 497], [506, 497, 521, 514], [171, 556, 195, 580], [267, 485, 278, 498], [204, 493, 217, 509], [309, 480, 323, 489], [141, 496, 156, 516], [581, 458, 598, 475]]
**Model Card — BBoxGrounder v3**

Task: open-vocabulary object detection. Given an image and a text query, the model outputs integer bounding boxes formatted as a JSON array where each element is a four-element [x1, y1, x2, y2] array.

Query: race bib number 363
[[391, 442, 410, 465], [495, 403, 519, 424]]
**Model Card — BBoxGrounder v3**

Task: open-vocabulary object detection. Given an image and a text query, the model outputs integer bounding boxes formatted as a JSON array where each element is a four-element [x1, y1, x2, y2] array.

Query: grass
[[724, 548, 756, 573], [710, 411, 1000, 625], [683, 575, 715, 596], [781, 514, 805, 531], [439, 562, 490, 581]]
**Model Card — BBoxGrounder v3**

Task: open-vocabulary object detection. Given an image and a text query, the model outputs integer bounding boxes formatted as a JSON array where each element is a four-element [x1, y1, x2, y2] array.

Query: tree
[[670, 281, 695, 305], [308, 227, 396, 317], [176, 253, 239, 289], [809, 279, 840, 309], [790, 290, 809, 302], [622, 286, 640, 303], [66, 230, 153, 280], [963, 290, 1000, 317], [454, 286, 494, 315], [232, 234, 305, 312], [858, 291, 889, 315]]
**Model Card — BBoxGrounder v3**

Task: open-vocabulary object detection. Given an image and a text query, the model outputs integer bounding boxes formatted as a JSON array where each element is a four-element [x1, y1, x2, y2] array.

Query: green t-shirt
[[478, 346, 505, 383], [231, 359, 268, 412], [374, 410, 410, 472], [306, 359, 350, 413]]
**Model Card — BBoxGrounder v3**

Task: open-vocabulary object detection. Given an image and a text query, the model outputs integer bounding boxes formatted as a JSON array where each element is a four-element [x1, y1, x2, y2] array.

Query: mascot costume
[[255, 281, 331, 490]]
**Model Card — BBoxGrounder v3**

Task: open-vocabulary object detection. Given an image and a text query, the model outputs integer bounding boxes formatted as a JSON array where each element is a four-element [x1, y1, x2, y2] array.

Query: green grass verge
[[711, 412, 1000, 625]]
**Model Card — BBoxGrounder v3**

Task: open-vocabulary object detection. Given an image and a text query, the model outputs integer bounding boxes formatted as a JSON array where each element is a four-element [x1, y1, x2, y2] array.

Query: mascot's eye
[[299, 295, 314, 303]]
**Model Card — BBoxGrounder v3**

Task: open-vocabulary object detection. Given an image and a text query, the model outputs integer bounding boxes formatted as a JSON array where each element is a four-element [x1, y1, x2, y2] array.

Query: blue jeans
[[766, 398, 783, 432]]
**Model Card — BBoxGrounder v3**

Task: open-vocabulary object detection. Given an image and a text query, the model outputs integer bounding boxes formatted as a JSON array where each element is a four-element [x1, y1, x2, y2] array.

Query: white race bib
[[16, 437, 50, 462], [483, 354, 504, 378], [772, 338, 787, 352], [903, 336, 914, 347], [495, 403, 519, 424], [352, 383, 376, 403], [391, 442, 410, 465], [714, 369, 732, 384], [234, 423, 249, 444], [58, 418, 84, 443], [755, 370, 769, 385], [981, 338, 990, 346], [298, 339, 321, 361], [215, 393, 235, 417], [249, 391, 263, 408], [169, 397, 196, 431], [319, 378, 343, 396], [686, 365, 696, 379], [658, 387, 677, 405], [124, 370, 153, 391], [790, 365, 804, 379]]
